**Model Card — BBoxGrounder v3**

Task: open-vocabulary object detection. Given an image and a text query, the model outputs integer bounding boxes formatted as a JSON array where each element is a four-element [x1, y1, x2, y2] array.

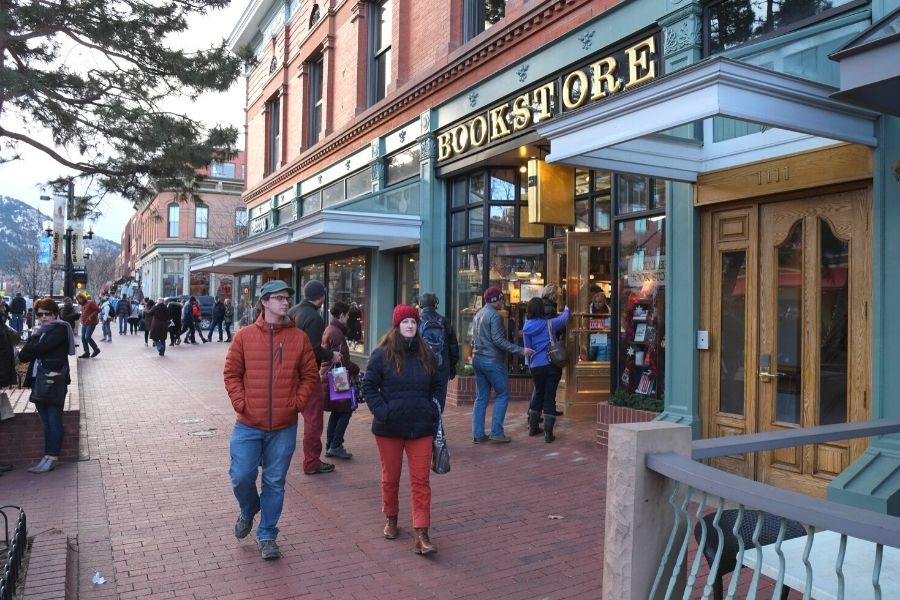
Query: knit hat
[[392, 304, 420, 328], [303, 280, 326, 300], [483, 286, 504, 304]]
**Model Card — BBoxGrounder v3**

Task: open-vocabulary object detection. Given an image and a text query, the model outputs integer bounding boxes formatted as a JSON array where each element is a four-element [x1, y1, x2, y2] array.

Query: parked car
[[163, 295, 215, 329]]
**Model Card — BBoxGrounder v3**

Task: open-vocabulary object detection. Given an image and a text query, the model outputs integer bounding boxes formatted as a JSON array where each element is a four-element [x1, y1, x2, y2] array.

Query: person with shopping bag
[[321, 301, 360, 460], [361, 305, 442, 556]]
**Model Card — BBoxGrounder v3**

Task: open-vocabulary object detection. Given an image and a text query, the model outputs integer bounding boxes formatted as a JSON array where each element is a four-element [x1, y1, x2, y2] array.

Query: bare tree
[[6, 236, 51, 297], [86, 247, 119, 295]]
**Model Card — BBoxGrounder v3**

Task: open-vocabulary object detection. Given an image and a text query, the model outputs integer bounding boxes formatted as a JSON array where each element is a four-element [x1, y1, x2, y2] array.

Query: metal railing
[[0, 505, 27, 600], [608, 418, 900, 600]]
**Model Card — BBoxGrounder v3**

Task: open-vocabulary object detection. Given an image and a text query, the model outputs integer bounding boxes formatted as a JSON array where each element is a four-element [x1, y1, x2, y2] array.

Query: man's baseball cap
[[483, 287, 504, 303], [259, 280, 294, 298]]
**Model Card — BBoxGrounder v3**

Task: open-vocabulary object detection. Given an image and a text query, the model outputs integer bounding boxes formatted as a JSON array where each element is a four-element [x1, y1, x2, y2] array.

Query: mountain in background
[[0, 195, 120, 268]]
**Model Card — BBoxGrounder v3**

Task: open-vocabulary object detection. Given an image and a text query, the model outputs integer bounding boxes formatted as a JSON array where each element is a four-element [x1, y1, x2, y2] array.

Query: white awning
[[537, 58, 880, 181], [191, 210, 421, 274]]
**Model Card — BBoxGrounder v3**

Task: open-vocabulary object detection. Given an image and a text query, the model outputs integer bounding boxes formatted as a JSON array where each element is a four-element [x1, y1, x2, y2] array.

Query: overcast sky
[[0, 2, 247, 242]]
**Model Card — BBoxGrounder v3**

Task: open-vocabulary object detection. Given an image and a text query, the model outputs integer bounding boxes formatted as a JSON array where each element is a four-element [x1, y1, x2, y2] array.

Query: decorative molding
[[420, 134, 436, 161], [419, 111, 431, 134], [371, 161, 384, 182], [349, 0, 367, 23], [370, 139, 381, 159], [468, 92, 479, 108], [663, 18, 702, 55], [345, 159, 352, 170], [398, 130, 407, 143], [578, 29, 595, 51], [516, 63, 529, 82], [268, 56, 278, 74]]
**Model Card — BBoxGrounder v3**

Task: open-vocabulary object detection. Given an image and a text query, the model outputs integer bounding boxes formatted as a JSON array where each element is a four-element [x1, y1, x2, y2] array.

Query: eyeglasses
[[36, 311, 54, 317], [266, 295, 292, 303]]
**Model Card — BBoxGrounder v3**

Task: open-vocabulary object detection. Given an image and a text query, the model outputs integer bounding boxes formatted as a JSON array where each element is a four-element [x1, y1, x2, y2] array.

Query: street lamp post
[[43, 221, 94, 297]]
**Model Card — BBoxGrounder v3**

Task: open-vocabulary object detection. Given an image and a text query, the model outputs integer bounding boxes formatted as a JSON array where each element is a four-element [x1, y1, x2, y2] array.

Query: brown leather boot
[[414, 528, 437, 555], [383, 516, 399, 539]]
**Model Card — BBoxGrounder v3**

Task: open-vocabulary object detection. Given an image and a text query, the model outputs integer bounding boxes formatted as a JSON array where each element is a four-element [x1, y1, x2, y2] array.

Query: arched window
[[167, 203, 180, 237]]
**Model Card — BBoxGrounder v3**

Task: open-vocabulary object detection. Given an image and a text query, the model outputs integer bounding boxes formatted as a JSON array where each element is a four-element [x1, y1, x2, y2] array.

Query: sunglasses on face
[[36, 311, 54, 317]]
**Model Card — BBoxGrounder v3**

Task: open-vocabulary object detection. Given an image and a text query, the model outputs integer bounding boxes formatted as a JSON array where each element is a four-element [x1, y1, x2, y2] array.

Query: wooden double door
[[700, 187, 871, 496]]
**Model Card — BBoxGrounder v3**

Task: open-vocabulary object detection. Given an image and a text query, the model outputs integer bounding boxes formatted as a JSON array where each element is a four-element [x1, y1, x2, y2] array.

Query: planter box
[[446, 375, 532, 407], [596, 401, 659, 448]]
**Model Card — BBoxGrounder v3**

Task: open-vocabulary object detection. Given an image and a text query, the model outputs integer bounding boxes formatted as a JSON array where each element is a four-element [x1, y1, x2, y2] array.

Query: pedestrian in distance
[[289, 280, 342, 475], [322, 301, 360, 460], [522, 297, 570, 442], [181, 298, 198, 344], [76, 293, 101, 358], [208, 297, 226, 342], [191, 298, 207, 343], [223, 298, 234, 342], [361, 304, 442, 556], [167, 299, 183, 346], [0, 296, 9, 326], [148, 298, 170, 356], [99, 295, 113, 342], [17, 297, 76, 473], [116, 294, 130, 335], [8, 292, 26, 337], [224, 280, 319, 560], [128, 299, 141, 334], [143, 299, 155, 346], [470, 287, 535, 444], [59, 296, 80, 339], [417, 292, 460, 412]]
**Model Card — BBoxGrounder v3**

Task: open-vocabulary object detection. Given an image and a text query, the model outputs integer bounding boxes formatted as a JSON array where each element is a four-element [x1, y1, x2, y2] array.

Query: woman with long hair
[[18, 297, 76, 473], [361, 305, 441, 555], [322, 301, 360, 460], [522, 296, 570, 442]]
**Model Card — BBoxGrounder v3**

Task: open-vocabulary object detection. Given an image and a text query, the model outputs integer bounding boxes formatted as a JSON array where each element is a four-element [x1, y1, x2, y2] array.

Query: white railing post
[[604, 422, 693, 600]]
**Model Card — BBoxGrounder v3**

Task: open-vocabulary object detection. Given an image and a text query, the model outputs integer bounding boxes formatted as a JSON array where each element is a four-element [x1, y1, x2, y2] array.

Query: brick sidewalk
[[2, 335, 607, 599]]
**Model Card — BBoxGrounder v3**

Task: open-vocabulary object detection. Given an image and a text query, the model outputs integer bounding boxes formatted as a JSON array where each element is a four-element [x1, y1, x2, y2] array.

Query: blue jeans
[[472, 357, 510, 438], [229, 421, 297, 541], [10, 314, 23, 336], [207, 318, 223, 341], [81, 324, 99, 353], [35, 401, 64, 456], [102, 320, 112, 340], [118, 314, 128, 334], [154, 340, 166, 355], [326, 411, 352, 449]]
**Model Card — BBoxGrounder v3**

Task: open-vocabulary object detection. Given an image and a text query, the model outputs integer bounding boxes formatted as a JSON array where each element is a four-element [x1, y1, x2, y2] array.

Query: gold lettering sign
[[436, 34, 659, 162]]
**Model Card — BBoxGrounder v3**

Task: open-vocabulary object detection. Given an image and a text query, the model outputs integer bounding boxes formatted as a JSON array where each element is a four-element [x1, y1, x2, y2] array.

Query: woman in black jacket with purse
[[362, 305, 441, 556], [18, 297, 76, 473]]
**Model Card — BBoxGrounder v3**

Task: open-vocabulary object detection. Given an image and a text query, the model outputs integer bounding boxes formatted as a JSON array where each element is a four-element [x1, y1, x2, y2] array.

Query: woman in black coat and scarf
[[362, 305, 441, 556], [148, 298, 171, 356], [17, 297, 76, 473]]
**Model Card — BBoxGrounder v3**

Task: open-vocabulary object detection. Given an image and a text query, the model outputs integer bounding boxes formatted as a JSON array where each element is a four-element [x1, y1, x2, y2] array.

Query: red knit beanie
[[392, 304, 420, 328]]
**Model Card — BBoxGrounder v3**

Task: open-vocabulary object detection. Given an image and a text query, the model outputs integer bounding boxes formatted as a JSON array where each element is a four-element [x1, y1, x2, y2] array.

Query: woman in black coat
[[17, 297, 76, 473], [362, 304, 441, 556], [148, 298, 171, 356]]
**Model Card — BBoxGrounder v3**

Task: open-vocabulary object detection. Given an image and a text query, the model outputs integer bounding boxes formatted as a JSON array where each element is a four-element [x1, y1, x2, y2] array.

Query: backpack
[[419, 315, 446, 368]]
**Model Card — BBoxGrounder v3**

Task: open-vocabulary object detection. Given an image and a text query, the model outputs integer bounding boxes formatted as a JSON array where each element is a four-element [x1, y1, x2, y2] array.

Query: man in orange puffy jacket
[[224, 280, 319, 560]]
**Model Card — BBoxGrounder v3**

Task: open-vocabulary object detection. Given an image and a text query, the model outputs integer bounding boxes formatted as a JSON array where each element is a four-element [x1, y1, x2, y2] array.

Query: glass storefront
[[235, 273, 262, 327], [162, 258, 184, 297], [297, 253, 369, 353], [397, 251, 420, 307]]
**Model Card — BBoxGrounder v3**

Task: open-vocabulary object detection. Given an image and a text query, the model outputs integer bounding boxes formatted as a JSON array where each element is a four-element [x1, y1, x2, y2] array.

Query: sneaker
[[234, 514, 254, 539], [472, 435, 491, 444], [91, 349, 101, 358], [304, 461, 336, 475], [327, 446, 352, 460], [489, 434, 512, 443], [258, 539, 281, 560]]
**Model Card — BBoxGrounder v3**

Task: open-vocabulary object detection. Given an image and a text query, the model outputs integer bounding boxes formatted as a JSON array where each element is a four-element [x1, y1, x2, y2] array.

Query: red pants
[[301, 383, 325, 472], [374, 435, 433, 528]]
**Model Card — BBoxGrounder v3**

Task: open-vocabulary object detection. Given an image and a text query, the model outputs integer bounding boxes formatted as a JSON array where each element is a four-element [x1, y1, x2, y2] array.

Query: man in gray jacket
[[471, 287, 534, 443], [289, 280, 342, 474]]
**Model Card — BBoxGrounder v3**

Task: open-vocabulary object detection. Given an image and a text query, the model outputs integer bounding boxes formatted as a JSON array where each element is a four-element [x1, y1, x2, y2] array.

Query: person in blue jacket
[[522, 297, 570, 443]]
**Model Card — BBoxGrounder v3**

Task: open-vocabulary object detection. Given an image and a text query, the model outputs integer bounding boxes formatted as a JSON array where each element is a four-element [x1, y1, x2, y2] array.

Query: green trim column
[[417, 109, 447, 304], [829, 110, 900, 515]]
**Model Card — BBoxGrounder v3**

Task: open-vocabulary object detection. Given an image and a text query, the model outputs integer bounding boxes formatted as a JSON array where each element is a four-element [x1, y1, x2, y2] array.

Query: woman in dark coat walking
[[322, 301, 360, 460], [17, 297, 76, 473], [148, 298, 171, 356], [362, 305, 441, 556]]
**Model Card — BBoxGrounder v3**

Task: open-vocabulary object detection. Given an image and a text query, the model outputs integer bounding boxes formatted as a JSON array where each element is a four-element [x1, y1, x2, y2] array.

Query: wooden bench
[[0, 357, 81, 465]]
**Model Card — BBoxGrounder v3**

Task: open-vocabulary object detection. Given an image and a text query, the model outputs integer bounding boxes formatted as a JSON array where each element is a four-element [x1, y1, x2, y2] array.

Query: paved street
[[2, 333, 607, 599]]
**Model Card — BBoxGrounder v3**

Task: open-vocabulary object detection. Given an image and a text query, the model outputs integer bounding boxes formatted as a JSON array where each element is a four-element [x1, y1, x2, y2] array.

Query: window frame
[[464, 0, 507, 41], [167, 203, 180, 238], [308, 53, 324, 146], [368, 0, 392, 106], [194, 203, 209, 239], [265, 94, 282, 176]]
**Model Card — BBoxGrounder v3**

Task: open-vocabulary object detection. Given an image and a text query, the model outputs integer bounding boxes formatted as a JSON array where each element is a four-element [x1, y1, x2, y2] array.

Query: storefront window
[[386, 145, 420, 185], [397, 251, 420, 307], [617, 216, 665, 400], [573, 169, 612, 231], [451, 244, 483, 367], [190, 271, 209, 297], [235, 273, 262, 327], [162, 258, 184, 297], [215, 276, 233, 301], [327, 254, 367, 353]]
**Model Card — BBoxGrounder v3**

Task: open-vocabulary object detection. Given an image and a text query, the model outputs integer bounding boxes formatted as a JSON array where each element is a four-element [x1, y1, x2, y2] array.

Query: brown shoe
[[414, 528, 437, 555], [383, 516, 399, 540]]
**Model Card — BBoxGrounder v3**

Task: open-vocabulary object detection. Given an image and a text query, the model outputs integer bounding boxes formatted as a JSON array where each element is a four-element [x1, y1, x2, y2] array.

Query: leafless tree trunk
[[6, 236, 51, 297], [86, 248, 119, 295]]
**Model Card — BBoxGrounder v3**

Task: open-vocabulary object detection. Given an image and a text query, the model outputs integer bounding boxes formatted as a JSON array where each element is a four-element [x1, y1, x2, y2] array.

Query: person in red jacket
[[224, 280, 319, 560], [76, 293, 101, 358]]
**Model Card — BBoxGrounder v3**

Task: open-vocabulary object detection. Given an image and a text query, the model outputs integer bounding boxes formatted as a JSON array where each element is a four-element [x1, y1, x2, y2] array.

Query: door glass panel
[[775, 221, 803, 424], [468, 207, 484, 238], [576, 243, 612, 364], [719, 251, 746, 415], [819, 219, 849, 425]]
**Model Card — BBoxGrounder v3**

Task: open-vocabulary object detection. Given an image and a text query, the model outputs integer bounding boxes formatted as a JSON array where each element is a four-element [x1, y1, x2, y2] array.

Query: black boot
[[528, 410, 543, 436], [543, 415, 556, 443]]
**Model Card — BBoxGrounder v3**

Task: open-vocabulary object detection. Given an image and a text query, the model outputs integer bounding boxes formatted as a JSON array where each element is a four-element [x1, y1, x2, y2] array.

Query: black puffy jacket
[[362, 337, 440, 439]]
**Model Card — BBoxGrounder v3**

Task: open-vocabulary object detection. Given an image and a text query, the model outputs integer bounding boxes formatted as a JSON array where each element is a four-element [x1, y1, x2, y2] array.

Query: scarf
[[33, 319, 77, 356]]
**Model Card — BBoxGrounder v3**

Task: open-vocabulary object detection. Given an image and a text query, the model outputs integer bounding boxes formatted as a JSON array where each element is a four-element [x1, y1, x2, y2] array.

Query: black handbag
[[431, 399, 450, 475], [546, 320, 568, 367], [30, 362, 68, 406]]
